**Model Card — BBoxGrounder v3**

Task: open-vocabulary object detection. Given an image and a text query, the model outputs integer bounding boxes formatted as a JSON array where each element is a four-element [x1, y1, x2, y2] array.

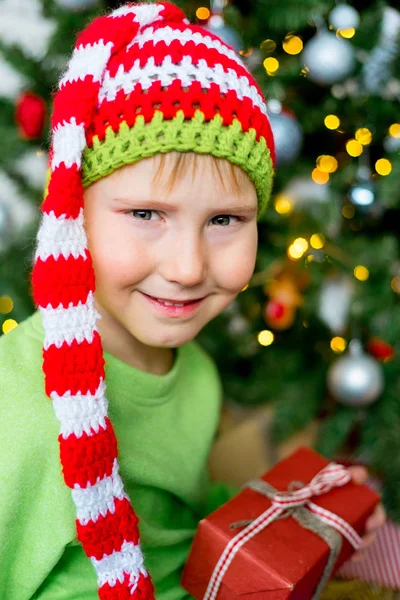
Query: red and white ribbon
[[202, 462, 363, 600]]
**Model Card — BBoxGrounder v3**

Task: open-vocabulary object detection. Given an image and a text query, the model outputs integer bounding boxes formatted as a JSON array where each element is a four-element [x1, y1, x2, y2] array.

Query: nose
[[161, 231, 207, 287]]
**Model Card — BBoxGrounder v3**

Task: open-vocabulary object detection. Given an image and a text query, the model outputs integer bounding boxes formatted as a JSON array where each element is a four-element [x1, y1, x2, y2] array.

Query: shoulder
[[182, 338, 220, 377], [0, 310, 59, 463]]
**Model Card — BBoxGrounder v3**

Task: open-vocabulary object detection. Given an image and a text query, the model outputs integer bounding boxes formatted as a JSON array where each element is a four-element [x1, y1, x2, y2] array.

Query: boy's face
[[83, 153, 258, 363]]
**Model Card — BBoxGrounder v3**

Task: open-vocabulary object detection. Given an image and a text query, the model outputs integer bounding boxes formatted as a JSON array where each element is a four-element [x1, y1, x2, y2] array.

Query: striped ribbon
[[202, 462, 363, 600]]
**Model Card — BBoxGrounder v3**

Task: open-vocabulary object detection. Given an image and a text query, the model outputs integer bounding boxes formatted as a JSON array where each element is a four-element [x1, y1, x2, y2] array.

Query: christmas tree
[[0, 0, 399, 528]]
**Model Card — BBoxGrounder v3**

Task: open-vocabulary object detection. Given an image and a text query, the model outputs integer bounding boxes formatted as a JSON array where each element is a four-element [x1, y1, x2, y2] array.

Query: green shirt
[[0, 311, 239, 600]]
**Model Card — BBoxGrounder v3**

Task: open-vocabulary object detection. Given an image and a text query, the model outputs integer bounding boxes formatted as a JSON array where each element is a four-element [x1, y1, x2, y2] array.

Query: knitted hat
[[32, 2, 275, 598]]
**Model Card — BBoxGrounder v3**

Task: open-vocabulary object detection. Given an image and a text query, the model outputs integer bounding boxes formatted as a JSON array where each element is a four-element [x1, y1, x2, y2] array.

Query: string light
[[0, 296, 13, 314], [388, 123, 400, 138], [282, 34, 303, 55], [312, 168, 329, 184], [317, 155, 338, 173], [288, 237, 308, 260], [241, 283, 249, 292], [263, 57, 279, 75], [324, 115, 340, 130], [258, 330, 274, 346], [331, 337, 347, 353], [196, 7, 210, 19], [260, 39, 276, 52], [2, 319, 18, 334], [346, 139, 363, 157], [274, 194, 293, 215], [391, 277, 400, 293], [375, 158, 392, 176], [354, 265, 369, 281], [355, 128, 372, 145], [337, 28, 355, 39], [310, 234, 325, 249], [342, 204, 355, 219]]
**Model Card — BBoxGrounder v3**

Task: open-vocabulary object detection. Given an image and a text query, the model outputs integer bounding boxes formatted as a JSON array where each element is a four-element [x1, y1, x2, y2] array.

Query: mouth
[[140, 292, 206, 317]]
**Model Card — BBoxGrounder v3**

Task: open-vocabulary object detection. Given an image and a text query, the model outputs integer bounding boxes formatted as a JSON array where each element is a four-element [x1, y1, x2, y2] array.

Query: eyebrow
[[112, 198, 257, 213]]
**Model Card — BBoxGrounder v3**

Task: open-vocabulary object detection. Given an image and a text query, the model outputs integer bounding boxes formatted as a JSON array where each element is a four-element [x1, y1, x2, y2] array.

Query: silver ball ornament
[[329, 5, 360, 30], [267, 101, 303, 168], [327, 339, 384, 406], [302, 31, 355, 86]]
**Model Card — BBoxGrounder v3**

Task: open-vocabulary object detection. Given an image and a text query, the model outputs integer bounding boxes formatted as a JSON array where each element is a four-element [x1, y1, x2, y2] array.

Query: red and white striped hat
[[31, 2, 275, 598]]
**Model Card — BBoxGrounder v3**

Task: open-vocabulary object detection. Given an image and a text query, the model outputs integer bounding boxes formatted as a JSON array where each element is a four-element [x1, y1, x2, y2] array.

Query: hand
[[347, 465, 386, 561]]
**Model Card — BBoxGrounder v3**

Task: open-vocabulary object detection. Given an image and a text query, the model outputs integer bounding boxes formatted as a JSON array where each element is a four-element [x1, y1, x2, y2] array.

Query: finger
[[347, 465, 368, 485], [366, 503, 387, 531]]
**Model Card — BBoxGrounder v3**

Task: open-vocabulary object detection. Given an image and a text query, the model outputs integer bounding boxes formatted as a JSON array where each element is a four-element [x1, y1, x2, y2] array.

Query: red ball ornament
[[264, 300, 295, 330], [366, 337, 395, 362], [15, 91, 46, 140]]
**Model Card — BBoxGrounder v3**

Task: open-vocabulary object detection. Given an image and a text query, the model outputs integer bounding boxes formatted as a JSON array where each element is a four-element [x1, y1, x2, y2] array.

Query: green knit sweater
[[0, 311, 239, 600]]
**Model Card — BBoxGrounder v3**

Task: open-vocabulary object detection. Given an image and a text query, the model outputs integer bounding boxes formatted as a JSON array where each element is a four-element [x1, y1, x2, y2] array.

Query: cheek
[[86, 217, 153, 290], [214, 228, 258, 291]]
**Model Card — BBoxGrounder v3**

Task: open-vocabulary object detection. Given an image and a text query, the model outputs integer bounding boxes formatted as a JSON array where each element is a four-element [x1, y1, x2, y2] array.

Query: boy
[[0, 2, 384, 599]]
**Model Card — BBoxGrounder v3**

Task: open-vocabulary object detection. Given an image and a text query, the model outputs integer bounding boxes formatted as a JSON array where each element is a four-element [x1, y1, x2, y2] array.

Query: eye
[[129, 210, 157, 221], [211, 214, 243, 226]]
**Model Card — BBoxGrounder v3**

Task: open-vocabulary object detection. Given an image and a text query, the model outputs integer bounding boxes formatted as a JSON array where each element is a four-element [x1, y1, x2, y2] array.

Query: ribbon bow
[[202, 462, 363, 600]]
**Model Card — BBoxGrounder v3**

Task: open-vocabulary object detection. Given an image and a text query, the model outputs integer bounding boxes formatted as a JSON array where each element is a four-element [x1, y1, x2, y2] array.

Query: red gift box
[[181, 447, 380, 600]]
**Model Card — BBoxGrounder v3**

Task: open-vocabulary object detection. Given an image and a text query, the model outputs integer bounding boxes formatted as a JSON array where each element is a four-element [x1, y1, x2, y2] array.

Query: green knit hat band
[[82, 110, 274, 220]]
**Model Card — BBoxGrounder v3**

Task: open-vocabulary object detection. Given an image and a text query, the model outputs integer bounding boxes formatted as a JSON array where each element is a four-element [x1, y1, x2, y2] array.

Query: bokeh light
[[354, 265, 369, 281], [346, 139, 363, 157], [317, 155, 338, 173], [310, 234, 325, 249], [331, 337, 347, 353], [263, 57, 279, 74], [258, 330, 274, 346], [389, 123, 400, 138], [312, 168, 329, 184], [324, 115, 340, 130], [196, 6, 210, 19], [375, 158, 392, 176], [283, 34, 303, 55], [0, 296, 13, 314], [355, 128, 372, 145], [2, 319, 18, 334], [274, 195, 293, 215]]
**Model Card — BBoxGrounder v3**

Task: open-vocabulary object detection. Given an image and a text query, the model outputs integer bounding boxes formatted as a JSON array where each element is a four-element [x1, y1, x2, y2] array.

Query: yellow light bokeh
[[287, 245, 304, 260], [391, 276, 400, 294], [324, 114, 340, 130], [196, 6, 210, 19], [263, 57, 279, 74], [337, 27, 355, 38], [260, 39, 276, 52], [389, 123, 400, 138], [293, 237, 309, 254], [258, 330, 274, 346], [2, 319, 18, 334], [355, 128, 372, 145], [310, 233, 325, 249], [375, 158, 392, 176], [317, 155, 338, 173], [354, 265, 369, 281], [346, 139, 363, 157], [312, 168, 329, 184], [0, 296, 13, 314], [241, 284, 249, 292], [274, 194, 293, 215], [282, 34, 303, 55], [342, 204, 355, 219], [331, 337, 347, 353]]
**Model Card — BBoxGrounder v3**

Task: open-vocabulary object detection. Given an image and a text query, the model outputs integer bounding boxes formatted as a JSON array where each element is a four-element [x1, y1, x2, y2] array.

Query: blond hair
[[151, 151, 256, 198]]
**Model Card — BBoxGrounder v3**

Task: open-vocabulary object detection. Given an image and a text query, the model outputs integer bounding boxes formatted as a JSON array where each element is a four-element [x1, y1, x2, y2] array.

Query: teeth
[[157, 299, 185, 306]]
